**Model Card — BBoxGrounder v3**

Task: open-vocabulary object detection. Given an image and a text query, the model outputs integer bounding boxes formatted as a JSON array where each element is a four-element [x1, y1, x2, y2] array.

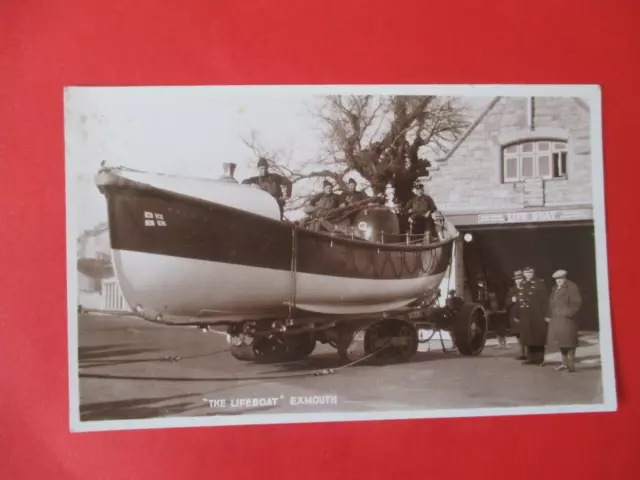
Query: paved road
[[76, 314, 604, 422]]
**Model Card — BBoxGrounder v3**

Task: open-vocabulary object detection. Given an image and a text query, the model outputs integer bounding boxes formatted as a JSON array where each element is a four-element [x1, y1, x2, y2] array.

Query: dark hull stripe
[[104, 186, 453, 280]]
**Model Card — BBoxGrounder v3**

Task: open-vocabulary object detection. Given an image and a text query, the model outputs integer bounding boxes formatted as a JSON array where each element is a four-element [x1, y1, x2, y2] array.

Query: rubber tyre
[[287, 333, 316, 360], [451, 303, 488, 356]]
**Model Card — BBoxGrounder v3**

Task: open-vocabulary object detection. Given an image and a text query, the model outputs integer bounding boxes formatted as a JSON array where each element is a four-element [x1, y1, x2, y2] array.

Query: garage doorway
[[460, 224, 599, 331]]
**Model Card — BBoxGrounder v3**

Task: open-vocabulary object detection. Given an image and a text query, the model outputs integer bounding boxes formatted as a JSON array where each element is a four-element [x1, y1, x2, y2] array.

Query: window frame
[[501, 139, 568, 183]]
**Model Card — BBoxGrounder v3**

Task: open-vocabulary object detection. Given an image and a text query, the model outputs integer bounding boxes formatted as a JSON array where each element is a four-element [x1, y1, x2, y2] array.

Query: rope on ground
[[99, 343, 396, 382], [312, 342, 392, 376]]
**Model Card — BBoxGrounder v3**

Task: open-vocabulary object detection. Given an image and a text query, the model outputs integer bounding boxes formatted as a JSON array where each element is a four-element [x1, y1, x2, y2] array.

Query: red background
[[1, 1, 638, 478]]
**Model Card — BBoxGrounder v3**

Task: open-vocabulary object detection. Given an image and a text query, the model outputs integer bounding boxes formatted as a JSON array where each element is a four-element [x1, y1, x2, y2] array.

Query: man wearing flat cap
[[547, 270, 583, 372], [505, 269, 527, 360], [517, 266, 550, 366]]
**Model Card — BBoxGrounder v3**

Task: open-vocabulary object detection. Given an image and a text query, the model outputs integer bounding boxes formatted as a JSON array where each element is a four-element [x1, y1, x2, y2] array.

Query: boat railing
[[296, 219, 457, 248], [300, 198, 459, 240]]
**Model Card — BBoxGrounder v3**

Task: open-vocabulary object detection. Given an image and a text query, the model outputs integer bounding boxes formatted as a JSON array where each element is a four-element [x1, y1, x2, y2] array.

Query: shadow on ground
[[80, 393, 199, 421], [79, 344, 159, 362], [79, 344, 230, 369]]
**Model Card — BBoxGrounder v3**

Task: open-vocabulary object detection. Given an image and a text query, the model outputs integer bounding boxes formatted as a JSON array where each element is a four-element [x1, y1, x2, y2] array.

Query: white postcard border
[[64, 84, 616, 433]]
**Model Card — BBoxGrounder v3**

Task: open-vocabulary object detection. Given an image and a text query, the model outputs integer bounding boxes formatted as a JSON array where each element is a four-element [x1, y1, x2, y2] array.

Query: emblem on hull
[[144, 211, 167, 227]]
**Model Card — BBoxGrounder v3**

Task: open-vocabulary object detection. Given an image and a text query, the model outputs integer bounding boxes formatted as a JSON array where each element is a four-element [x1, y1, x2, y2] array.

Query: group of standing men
[[505, 266, 583, 372]]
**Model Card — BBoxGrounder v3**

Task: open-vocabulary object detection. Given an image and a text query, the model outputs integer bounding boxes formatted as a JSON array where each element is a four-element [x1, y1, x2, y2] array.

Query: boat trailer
[[219, 206, 488, 364], [78, 196, 486, 366], [223, 293, 488, 365], [79, 293, 488, 366]]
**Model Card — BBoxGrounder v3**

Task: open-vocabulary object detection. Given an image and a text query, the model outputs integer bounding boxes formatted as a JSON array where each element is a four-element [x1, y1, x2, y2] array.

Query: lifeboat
[[95, 165, 458, 323]]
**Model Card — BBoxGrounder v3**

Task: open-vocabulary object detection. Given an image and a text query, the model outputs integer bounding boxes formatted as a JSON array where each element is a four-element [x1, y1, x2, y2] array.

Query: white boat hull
[[112, 249, 445, 318]]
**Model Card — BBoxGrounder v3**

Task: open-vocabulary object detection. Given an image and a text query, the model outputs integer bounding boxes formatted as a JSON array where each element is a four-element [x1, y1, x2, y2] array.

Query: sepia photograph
[[64, 84, 616, 432]]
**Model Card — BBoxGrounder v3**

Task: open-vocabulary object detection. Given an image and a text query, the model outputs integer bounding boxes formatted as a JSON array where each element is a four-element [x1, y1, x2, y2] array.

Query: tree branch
[[242, 95, 470, 211]]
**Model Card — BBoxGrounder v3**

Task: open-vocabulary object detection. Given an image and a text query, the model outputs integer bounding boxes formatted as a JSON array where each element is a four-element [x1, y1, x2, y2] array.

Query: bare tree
[[310, 95, 470, 209], [241, 95, 470, 215]]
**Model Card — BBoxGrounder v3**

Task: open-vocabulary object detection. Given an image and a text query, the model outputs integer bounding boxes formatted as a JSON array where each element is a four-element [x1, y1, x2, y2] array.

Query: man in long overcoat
[[505, 269, 526, 359], [517, 266, 549, 366], [547, 269, 583, 372]]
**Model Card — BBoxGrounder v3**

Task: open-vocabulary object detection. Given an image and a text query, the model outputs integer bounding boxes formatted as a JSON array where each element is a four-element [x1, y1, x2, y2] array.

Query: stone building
[[421, 96, 599, 330], [77, 223, 130, 312], [77, 223, 110, 296]]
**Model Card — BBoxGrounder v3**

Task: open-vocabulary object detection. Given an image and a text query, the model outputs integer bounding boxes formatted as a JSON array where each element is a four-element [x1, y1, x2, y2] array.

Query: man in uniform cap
[[241, 157, 293, 220], [505, 269, 526, 359], [304, 179, 342, 217], [547, 269, 583, 372], [405, 182, 439, 241], [341, 178, 369, 206], [517, 266, 550, 366]]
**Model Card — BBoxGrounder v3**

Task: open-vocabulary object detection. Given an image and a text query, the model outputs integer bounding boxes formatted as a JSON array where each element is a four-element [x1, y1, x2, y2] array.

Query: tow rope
[[79, 342, 394, 382]]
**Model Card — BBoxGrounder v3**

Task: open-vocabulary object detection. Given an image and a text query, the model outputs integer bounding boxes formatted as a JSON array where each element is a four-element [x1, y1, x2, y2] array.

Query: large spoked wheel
[[451, 304, 487, 356]]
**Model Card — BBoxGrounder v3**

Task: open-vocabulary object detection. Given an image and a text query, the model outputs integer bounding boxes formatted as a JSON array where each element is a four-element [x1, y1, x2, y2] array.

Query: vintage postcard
[[64, 84, 616, 432]]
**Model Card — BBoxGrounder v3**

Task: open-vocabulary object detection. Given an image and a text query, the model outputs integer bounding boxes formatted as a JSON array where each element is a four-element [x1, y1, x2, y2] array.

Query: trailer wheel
[[252, 336, 289, 363], [228, 335, 287, 363], [451, 303, 487, 356], [287, 332, 316, 359], [230, 345, 255, 361], [229, 333, 316, 362]]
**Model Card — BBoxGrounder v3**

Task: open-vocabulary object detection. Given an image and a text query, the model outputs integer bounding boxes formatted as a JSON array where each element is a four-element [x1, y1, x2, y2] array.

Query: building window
[[502, 140, 568, 182]]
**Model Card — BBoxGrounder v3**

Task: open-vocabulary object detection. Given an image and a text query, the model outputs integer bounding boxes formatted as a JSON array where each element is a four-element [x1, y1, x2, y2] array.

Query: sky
[[65, 86, 327, 231], [64, 86, 492, 232]]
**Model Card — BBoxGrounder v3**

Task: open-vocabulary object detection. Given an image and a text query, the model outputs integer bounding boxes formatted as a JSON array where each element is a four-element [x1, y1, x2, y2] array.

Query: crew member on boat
[[405, 182, 439, 241], [302, 180, 343, 231], [341, 178, 369, 205], [304, 180, 342, 215], [241, 157, 292, 219]]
